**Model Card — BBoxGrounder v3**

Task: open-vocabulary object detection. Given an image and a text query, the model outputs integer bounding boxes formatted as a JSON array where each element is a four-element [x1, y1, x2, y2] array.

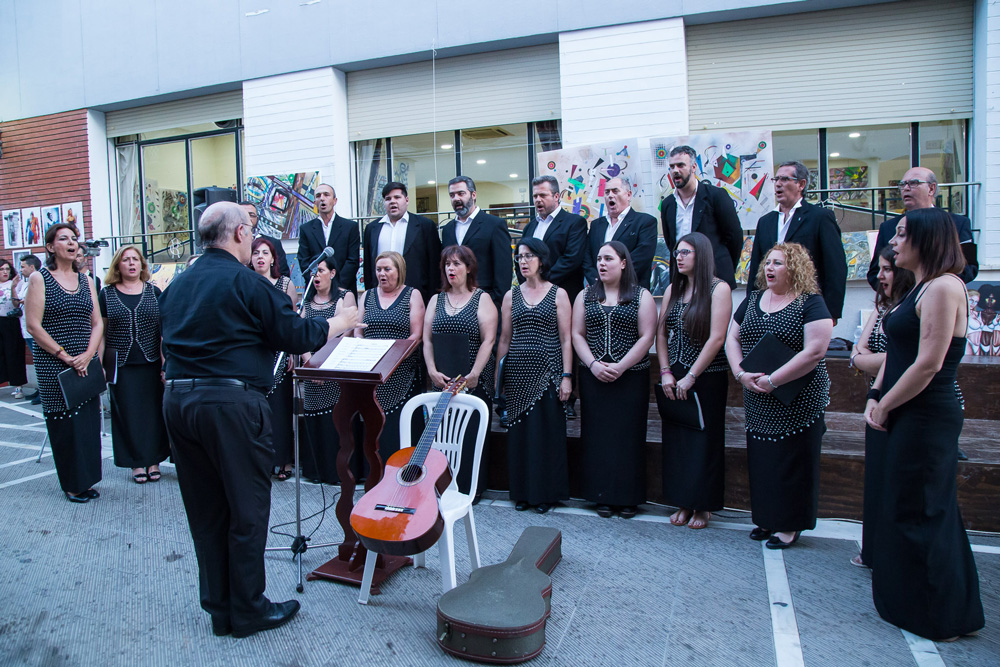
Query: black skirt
[[0, 317, 26, 387], [860, 424, 886, 566], [506, 385, 569, 505], [579, 366, 649, 507], [871, 393, 984, 640], [659, 365, 727, 512], [109, 362, 169, 469], [746, 417, 824, 532], [267, 373, 294, 468], [454, 385, 491, 497], [46, 398, 102, 494]]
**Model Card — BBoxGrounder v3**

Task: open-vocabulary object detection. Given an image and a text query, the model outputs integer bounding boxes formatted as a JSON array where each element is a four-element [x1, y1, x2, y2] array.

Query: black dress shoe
[[765, 532, 801, 550], [515, 501, 530, 511], [535, 503, 551, 514], [211, 616, 232, 637], [83, 488, 100, 499], [618, 506, 637, 519], [64, 492, 89, 504], [749, 527, 772, 541], [595, 505, 613, 518], [231, 600, 300, 638]]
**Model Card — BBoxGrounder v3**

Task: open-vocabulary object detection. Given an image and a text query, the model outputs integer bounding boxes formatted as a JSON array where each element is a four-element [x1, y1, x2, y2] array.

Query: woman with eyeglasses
[[496, 238, 572, 514], [725, 242, 832, 549], [655, 233, 732, 530], [423, 245, 498, 498], [865, 208, 983, 641], [249, 237, 298, 481], [572, 241, 656, 519]]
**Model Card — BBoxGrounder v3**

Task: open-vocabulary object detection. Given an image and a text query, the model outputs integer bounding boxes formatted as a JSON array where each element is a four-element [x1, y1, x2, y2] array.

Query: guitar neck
[[408, 390, 457, 468]]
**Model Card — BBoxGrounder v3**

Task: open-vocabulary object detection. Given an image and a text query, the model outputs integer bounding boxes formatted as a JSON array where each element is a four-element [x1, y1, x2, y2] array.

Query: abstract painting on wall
[[966, 282, 999, 357], [842, 231, 875, 280], [148, 263, 187, 291], [735, 236, 756, 285], [21, 208, 41, 247], [245, 172, 321, 240], [2, 210, 22, 249], [536, 140, 646, 223], [829, 166, 868, 200], [650, 131, 775, 230]]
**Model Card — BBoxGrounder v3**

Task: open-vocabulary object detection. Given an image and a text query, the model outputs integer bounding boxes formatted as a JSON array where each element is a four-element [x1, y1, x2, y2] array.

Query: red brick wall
[[0, 109, 92, 263]]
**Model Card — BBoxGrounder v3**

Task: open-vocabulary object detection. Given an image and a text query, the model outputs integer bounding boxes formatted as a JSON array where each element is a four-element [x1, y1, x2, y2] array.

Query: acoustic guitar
[[351, 377, 466, 556]]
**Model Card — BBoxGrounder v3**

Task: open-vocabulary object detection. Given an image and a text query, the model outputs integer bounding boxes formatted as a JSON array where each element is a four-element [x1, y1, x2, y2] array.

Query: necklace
[[444, 291, 473, 315], [762, 290, 794, 319]]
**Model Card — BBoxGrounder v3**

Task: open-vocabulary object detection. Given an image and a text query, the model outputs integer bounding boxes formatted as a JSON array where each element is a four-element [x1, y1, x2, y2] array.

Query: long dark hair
[[249, 237, 280, 279], [585, 241, 639, 305], [903, 207, 965, 281], [875, 245, 915, 312], [664, 232, 716, 344]]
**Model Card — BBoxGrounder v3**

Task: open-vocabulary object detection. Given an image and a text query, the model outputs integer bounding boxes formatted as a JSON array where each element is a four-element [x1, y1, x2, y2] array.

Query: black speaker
[[192, 187, 238, 250]]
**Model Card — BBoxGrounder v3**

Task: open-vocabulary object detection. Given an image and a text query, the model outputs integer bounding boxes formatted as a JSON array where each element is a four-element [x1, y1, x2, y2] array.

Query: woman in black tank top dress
[[864, 208, 983, 641]]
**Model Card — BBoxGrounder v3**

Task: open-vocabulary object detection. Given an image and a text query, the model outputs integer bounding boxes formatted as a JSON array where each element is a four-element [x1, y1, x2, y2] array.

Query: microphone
[[304, 246, 335, 276]]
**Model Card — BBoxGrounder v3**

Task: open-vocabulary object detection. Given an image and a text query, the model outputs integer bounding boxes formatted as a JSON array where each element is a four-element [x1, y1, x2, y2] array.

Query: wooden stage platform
[[486, 354, 1000, 532]]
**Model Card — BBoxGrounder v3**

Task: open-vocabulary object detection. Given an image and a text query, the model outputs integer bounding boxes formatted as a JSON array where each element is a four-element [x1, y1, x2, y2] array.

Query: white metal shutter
[[686, 0, 973, 132], [105, 91, 244, 138], [347, 44, 561, 140]]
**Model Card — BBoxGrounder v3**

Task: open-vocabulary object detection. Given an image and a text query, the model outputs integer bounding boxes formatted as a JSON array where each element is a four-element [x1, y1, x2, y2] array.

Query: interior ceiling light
[[829, 152, 841, 157], [509, 173, 518, 178], [427, 180, 436, 184], [440, 144, 453, 150], [476, 159, 486, 164], [848, 132, 861, 138]]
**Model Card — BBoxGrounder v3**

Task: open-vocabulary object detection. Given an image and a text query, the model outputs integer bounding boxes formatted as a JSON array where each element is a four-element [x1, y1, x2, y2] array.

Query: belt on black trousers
[[166, 378, 249, 390]]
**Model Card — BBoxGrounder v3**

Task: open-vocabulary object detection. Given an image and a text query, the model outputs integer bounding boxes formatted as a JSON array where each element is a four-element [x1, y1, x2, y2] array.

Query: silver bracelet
[[766, 375, 778, 389], [735, 370, 746, 382]]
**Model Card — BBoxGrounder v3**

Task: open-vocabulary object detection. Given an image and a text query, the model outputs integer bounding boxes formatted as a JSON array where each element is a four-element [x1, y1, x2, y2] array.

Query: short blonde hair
[[755, 242, 820, 295], [374, 251, 406, 288], [104, 245, 150, 285]]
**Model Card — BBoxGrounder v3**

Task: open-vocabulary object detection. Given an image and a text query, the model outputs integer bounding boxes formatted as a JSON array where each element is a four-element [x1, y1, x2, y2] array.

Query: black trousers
[[0, 318, 26, 387], [163, 384, 273, 627]]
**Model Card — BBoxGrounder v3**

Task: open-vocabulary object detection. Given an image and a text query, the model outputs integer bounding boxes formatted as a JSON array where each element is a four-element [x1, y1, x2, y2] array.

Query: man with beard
[[747, 160, 847, 322], [865, 166, 977, 288], [660, 145, 744, 288], [518, 175, 588, 301], [296, 183, 361, 295], [584, 177, 658, 289], [362, 181, 441, 302], [441, 176, 512, 308]]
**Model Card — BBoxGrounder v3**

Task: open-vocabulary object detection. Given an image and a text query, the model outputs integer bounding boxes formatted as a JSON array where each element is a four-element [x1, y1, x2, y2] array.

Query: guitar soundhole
[[399, 464, 424, 485]]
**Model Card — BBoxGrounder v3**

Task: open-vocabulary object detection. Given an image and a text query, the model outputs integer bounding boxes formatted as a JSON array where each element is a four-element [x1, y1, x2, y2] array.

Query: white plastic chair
[[358, 391, 489, 603]]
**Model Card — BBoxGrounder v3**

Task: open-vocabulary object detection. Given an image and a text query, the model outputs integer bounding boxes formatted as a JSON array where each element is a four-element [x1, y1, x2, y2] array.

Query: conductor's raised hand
[[327, 305, 362, 337]]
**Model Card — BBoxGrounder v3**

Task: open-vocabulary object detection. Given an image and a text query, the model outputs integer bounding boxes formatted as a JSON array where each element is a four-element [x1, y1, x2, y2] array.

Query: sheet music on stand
[[319, 337, 395, 373]]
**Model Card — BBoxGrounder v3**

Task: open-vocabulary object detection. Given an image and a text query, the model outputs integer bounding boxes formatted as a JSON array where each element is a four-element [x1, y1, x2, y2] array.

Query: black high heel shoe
[[765, 532, 801, 550], [64, 491, 89, 504], [749, 527, 772, 541]]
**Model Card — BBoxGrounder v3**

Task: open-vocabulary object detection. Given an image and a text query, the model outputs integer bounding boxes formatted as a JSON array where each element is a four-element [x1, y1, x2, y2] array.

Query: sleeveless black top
[[581, 286, 649, 372], [663, 278, 728, 374], [432, 289, 494, 399], [363, 286, 419, 414], [302, 288, 346, 414], [100, 283, 162, 367], [503, 284, 562, 424], [35, 269, 95, 416]]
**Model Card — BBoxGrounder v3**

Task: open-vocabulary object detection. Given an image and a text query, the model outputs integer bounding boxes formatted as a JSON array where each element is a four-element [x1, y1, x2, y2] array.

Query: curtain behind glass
[[116, 144, 141, 237], [356, 138, 387, 220]]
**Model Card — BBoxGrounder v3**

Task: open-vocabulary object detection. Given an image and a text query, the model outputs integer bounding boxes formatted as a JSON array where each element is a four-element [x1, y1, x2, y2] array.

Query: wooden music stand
[[296, 336, 419, 594]]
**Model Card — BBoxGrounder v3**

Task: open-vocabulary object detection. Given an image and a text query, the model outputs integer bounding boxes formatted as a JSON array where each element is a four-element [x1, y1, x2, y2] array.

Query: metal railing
[[809, 181, 979, 234]]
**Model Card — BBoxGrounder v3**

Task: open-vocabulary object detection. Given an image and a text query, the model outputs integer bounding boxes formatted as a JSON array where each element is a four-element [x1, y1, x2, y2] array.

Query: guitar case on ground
[[436, 526, 562, 663]]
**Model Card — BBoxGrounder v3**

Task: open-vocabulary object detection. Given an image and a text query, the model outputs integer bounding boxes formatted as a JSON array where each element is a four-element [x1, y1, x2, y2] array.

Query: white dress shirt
[[604, 206, 632, 243], [674, 191, 696, 239], [319, 213, 335, 244], [775, 198, 803, 243], [454, 206, 481, 245], [377, 211, 409, 255], [533, 208, 558, 240]]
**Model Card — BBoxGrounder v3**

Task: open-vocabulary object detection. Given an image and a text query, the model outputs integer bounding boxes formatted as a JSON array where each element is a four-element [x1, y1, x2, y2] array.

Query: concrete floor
[[0, 393, 996, 667]]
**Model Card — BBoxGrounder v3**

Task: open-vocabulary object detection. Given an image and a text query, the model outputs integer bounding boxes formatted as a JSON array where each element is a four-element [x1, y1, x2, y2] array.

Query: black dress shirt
[[160, 248, 329, 393], [866, 211, 977, 289]]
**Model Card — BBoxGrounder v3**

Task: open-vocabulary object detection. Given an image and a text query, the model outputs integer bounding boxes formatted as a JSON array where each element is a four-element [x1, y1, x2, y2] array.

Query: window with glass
[[826, 124, 911, 212], [389, 133, 456, 227], [460, 123, 530, 227], [773, 130, 820, 202], [919, 119, 967, 214]]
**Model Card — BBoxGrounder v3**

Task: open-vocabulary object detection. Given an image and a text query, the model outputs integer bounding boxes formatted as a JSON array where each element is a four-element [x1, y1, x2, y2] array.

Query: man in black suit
[[441, 176, 512, 308], [584, 176, 658, 289], [240, 201, 289, 277], [362, 181, 442, 302], [660, 145, 744, 288], [866, 166, 978, 289], [519, 175, 588, 301], [296, 183, 360, 294], [747, 160, 848, 322]]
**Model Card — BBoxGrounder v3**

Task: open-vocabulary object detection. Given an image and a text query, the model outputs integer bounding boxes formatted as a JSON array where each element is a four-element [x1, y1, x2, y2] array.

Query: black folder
[[653, 384, 704, 431], [102, 348, 118, 385], [740, 332, 814, 406], [57, 356, 107, 410], [433, 332, 471, 379]]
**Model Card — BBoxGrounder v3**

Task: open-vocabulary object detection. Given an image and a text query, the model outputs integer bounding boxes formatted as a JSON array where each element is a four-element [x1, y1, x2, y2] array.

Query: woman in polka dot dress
[[496, 238, 572, 514], [356, 251, 425, 463], [25, 223, 104, 503], [726, 243, 832, 549]]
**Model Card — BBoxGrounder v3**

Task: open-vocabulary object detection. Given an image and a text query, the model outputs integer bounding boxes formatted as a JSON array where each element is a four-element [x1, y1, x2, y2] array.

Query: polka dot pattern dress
[[363, 286, 419, 416], [432, 289, 494, 400], [302, 289, 346, 415], [503, 284, 562, 424], [35, 268, 96, 416]]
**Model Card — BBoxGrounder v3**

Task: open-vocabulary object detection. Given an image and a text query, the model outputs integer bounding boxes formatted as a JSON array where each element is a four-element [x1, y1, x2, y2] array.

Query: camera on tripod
[[80, 239, 109, 258]]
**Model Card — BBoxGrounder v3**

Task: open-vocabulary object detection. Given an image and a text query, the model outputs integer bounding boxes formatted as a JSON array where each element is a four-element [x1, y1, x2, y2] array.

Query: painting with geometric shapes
[[536, 140, 646, 224], [244, 172, 321, 240], [650, 131, 775, 230]]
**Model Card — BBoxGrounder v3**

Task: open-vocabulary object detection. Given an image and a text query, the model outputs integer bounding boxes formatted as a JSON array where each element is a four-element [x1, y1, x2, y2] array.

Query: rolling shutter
[[105, 90, 243, 138]]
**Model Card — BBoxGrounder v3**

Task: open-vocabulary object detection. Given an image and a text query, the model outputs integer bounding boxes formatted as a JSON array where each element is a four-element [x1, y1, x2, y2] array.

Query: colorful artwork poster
[[2, 210, 23, 249], [40, 205, 61, 237], [11, 250, 43, 272], [829, 166, 869, 200], [536, 140, 645, 223], [148, 263, 187, 292], [20, 208, 42, 247], [650, 237, 670, 297], [736, 236, 756, 285], [842, 231, 873, 281], [967, 282, 999, 357], [62, 202, 84, 241], [245, 172, 320, 240], [650, 131, 775, 230]]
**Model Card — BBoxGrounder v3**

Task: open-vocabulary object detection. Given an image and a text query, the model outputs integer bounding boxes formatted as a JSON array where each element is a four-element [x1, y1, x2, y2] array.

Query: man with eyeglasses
[[747, 160, 848, 322], [865, 166, 977, 289], [519, 175, 588, 302], [584, 176, 658, 289], [660, 145, 744, 288], [239, 201, 290, 278]]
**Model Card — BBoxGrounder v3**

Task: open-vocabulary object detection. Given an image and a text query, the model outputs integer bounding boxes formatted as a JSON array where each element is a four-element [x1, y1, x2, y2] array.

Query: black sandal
[[133, 472, 149, 484], [147, 470, 162, 482], [276, 469, 293, 481]]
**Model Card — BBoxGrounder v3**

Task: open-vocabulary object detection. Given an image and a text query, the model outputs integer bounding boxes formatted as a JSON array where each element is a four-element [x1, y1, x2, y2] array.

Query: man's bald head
[[900, 167, 938, 211], [199, 202, 249, 248]]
